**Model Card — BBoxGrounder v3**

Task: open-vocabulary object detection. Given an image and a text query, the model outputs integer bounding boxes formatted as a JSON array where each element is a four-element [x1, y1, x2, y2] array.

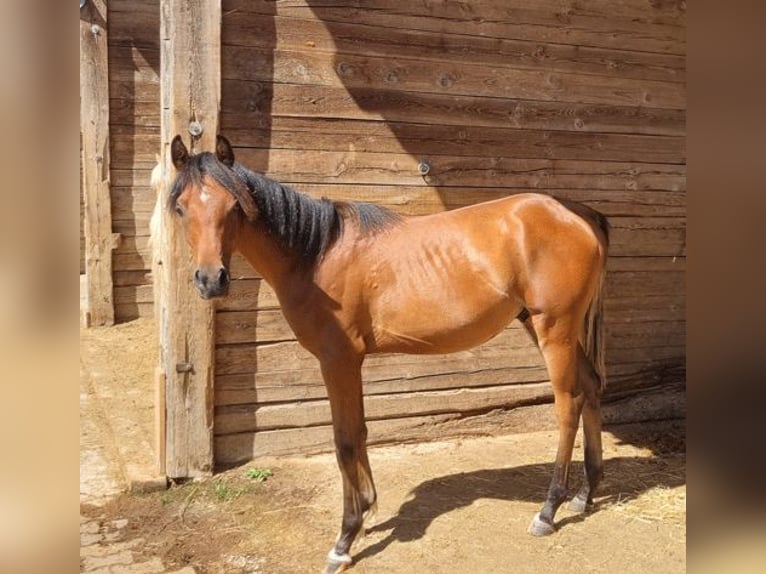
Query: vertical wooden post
[[80, 0, 115, 327], [158, 0, 220, 478]]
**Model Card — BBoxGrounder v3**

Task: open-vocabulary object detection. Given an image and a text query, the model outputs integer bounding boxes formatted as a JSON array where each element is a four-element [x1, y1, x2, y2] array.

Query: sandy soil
[[80, 318, 686, 574]]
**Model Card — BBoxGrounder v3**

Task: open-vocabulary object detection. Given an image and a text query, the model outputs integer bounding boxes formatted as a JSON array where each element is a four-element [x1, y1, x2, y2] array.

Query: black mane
[[233, 163, 342, 263], [170, 152, 401, 265], [232, 163, 402, 264]]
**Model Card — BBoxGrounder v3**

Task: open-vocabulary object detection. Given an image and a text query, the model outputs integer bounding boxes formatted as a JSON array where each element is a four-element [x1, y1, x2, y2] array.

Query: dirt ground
[[80, 318, 686, 574]]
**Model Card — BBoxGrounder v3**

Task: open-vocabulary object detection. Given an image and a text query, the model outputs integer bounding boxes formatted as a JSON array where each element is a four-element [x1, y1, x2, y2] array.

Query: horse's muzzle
[[193, 266, 230, 299]]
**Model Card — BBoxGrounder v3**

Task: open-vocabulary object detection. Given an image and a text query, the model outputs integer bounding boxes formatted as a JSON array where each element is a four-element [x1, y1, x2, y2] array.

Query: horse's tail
[[584, 260, 607, 391], [557, 198, 609, 389], [582, 210, 609, 391]]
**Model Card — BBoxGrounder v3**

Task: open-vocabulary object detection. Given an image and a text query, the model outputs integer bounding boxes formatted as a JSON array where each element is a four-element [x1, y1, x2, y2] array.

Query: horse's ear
[[170, 135, 189, 170], [216, 135, 235, 167]]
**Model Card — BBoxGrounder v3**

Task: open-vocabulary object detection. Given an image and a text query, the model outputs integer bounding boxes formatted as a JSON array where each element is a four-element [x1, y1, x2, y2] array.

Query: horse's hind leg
[[568, 346, 604, 513], [524, 314, 586, 536], [320, 354, 377, 574]]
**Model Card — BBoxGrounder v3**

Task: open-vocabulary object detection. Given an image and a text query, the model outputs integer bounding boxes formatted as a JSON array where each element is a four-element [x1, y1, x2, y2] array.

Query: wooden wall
[[108, 0, 160, 321], [213, 0, 686, 464]]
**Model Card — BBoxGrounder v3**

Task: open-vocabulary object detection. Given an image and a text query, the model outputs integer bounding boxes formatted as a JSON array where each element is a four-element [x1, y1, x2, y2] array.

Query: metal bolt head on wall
[[188, 121, 204, 138]]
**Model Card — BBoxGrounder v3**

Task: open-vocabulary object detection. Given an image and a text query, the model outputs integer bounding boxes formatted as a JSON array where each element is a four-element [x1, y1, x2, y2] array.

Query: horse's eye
[[174, 204, 184, 216]]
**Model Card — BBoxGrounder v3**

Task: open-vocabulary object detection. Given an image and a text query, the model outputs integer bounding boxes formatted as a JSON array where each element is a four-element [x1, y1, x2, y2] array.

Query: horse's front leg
[[320, 353, 377, 574]]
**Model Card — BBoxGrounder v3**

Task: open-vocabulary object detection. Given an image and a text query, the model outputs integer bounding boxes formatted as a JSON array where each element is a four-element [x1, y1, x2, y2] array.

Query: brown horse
[[169, 135, 609, 573]]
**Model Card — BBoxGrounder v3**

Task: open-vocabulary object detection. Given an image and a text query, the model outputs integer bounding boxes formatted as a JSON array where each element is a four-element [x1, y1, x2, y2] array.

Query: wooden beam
[[80, 0, 115, 326], [157, 0, 220, 478]]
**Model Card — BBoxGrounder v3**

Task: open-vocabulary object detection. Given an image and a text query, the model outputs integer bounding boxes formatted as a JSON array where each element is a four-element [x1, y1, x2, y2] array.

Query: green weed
[[245, 467, 273, 482]]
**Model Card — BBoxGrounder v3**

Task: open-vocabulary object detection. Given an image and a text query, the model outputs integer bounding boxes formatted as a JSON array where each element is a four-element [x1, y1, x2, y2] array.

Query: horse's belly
[[368, 294, 520, 355], [360, 213, 525, 354]]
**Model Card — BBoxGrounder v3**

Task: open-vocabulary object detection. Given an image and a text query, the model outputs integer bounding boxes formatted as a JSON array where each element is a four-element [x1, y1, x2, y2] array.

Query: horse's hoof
[[567, 494, 593, 514], [323, 561, 350, 574], [527, 513, 555, 537], [324, 550, 352, 574]]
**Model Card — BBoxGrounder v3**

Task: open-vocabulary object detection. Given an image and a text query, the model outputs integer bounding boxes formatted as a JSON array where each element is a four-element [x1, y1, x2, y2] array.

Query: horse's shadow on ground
[[355, 453, 685, 563]]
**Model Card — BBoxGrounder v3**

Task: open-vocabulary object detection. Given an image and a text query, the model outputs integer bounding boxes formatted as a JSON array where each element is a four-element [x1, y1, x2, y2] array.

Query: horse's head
[[169, 135, 256, 299]]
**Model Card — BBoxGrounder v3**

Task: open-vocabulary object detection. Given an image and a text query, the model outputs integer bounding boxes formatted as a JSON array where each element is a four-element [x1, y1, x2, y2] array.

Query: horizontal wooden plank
[[223, 11, 685, 83], [110, 130, 160, 167], [539, 190, 685, 218], [114, 251, 151, 272], [223, 82, 685, 137], [307, 186, 687, 219], [226, 254, 261, 282], [111, 195, 157, 221], [215, 424, 334, 462], [111, 190, 155, 215], [112, 222, 154, 246], [215, 363, 549, 405], [108, 0, 160, 49], [110, 139, 160, 171], [223, 46, 685, 110], [607, 360, 685, 390], [216, 309, 289, 344], [114, 234, 150, 257], [234, 148, 685, 191], [115, 301, 153, 322], [214, 354, 683, 407], [604, 294, 684, 324], [215, 413, 458, 462], [107, 55, 160, 87], [114, 284, 154, 305], [608, 218, 686, 258], [111, 169, 153, 188], [607, 343, 684, 366], [110, 100, 160, 127], [606, 269, 684, 297], [214, 382, 686, 463], [108, 44, 159, 76], [108, 79, 160, 104], [224, 0, 685, 54], [217, 282, 267, 312], [111, 186, 157, 219], [215, 381, 554, 434], [608, 321, 685, 351], [110, 123, 160, 138], [606, 256, 685, 273], [224, 116, 685, 164], [212, 339, 684, 395], [114, 270, 153, 287]]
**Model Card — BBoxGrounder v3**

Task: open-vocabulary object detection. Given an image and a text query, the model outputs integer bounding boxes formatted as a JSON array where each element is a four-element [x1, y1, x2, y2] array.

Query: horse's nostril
[[194, 269, 203, 284], [218, 267, 230, 287]]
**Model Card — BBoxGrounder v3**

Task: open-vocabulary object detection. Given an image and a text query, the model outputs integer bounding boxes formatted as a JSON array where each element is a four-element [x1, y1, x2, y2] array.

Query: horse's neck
[[236, 221, 304, 293]]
